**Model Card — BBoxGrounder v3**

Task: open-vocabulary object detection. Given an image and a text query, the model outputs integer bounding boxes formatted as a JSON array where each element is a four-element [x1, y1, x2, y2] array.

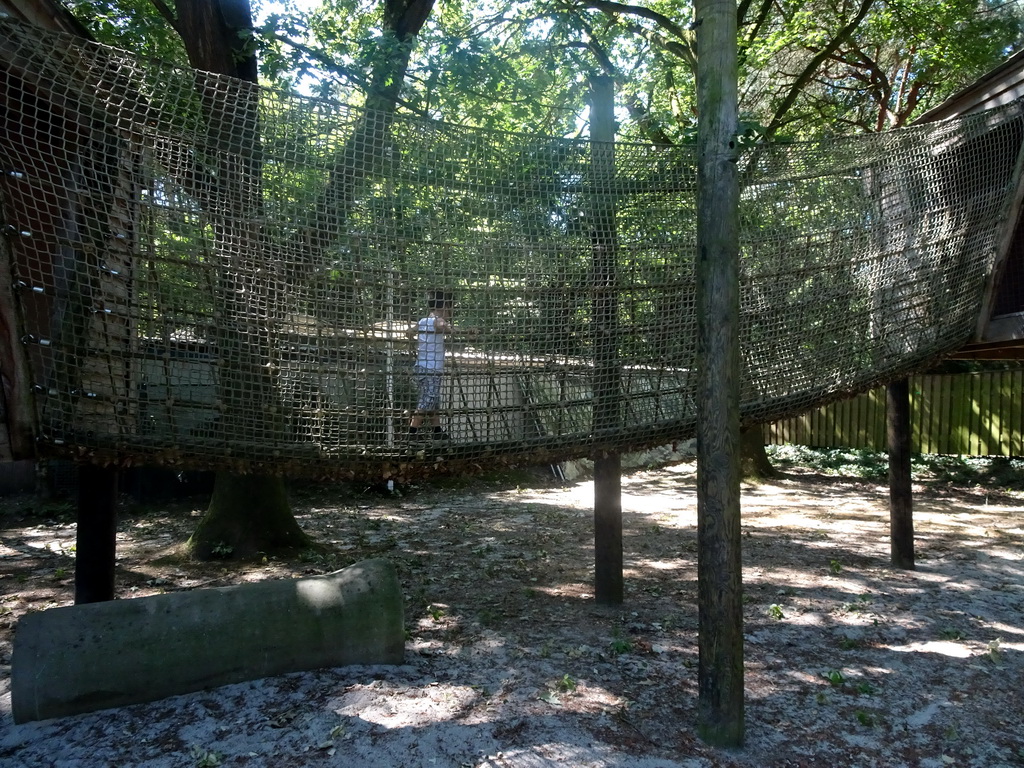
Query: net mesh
[[2, 17, 1022, 479]]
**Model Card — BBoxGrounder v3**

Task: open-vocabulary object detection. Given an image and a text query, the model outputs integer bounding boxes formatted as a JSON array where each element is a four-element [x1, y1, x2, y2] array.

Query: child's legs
[[412, 369, 442, 427]]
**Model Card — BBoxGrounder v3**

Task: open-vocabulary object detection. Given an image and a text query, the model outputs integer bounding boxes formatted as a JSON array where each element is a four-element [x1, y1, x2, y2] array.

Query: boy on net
[[409, 290, 454, 441]]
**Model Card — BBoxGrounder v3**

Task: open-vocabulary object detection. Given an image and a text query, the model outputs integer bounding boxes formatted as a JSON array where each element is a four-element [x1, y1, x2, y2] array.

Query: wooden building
[[0, 0, 93, 488], [918, 57, 1024, 359]]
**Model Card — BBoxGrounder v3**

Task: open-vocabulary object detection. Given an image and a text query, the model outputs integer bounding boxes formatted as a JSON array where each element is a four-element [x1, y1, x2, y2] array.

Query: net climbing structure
[[2, 17, 1023, 479]]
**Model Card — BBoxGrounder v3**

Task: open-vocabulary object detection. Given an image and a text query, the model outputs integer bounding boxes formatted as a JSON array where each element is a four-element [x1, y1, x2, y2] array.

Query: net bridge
[[2, 17, 1023, 480]]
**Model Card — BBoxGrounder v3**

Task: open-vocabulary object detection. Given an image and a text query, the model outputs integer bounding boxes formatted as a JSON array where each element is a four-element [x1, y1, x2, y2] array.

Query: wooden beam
[[74, 464, 118, 604], [887, 380, 915, 570], [0, 182, 39, 460], [590, 75, 623, 606], [594, 453, 623, 605], [695, 0, 744, 747], [948, 345, 1024, 361]]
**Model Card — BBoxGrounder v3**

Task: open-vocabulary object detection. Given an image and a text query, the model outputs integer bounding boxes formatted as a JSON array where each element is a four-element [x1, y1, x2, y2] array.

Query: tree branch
[[762, 0, 874, 141], [569, 0, 690, 40], [740, 0, 776, 50], [148, 0, 183, 38], [262, 30, 370, 91]]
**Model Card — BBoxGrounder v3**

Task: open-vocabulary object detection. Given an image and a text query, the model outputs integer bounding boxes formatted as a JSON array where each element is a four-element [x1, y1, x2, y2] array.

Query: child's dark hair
[[427, 289, 454, 310]]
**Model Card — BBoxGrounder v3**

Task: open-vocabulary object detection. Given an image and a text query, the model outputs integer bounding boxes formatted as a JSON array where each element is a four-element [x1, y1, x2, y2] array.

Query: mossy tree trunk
[[740, 424, 776, 479], [187, 473, 309, 559], [156, 0, 434, 560]]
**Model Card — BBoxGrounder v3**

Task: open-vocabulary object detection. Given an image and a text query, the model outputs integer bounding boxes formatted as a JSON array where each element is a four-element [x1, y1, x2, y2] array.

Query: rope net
[[2, 18, 1022, 479]]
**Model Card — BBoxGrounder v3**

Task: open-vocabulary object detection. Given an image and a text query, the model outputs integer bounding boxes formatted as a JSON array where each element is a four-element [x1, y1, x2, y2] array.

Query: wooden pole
[[74, 464, 118, 604], [590, 75, 623, 606], [887, 379, 915, 569], [695, 0, 744, 747]]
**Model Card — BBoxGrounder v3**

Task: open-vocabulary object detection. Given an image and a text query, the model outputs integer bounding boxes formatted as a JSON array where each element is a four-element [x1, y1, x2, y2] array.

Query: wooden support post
[[695, 0, 744, 747], [887, 379, 915, 569], [590, 75, 623, 606], [75, 464, 118, 604], [594, 453, 623, 605]]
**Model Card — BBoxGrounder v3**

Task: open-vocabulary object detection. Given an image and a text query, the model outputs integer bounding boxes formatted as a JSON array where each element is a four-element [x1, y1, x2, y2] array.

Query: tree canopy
[[65, 0, 1024, 142]]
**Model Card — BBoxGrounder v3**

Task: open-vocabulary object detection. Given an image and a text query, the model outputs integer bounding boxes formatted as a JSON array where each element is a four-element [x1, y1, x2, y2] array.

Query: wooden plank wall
[[767, 370, 1024, 456]]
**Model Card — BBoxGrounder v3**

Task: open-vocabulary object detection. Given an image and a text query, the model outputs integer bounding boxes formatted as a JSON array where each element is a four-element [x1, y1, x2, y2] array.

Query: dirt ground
[[1, 455, 1022, 767]]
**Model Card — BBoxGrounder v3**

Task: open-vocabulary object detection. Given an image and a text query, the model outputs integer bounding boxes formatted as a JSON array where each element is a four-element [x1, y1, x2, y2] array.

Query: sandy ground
[[1, 458, 1022, 767]]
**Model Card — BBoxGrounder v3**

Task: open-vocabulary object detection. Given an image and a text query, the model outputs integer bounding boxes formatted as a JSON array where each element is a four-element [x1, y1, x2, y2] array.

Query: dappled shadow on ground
[[1, 458, 1022, 767]]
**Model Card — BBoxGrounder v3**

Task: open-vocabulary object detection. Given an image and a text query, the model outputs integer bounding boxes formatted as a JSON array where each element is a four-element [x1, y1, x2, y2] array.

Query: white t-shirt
[[416, 315, 445, 370]]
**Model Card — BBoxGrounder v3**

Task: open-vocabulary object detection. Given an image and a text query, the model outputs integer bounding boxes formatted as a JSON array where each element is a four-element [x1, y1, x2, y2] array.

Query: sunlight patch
[[889, 640, 972, 658], [985, 622, 1024, 637], [334, 682, 480, 727]]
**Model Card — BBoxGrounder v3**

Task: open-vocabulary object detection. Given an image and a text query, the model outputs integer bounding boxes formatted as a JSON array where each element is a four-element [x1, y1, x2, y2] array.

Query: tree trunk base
[[187, 473, 310, 560], [740, 425, 777, 480]]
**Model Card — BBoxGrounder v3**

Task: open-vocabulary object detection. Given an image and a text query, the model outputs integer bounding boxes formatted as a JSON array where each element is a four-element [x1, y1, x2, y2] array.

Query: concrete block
[[12, 558, 403, 723]]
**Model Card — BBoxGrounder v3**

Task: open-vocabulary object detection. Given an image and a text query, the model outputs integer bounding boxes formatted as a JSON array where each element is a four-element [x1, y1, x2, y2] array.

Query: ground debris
[[1, 459, 1022, 767]]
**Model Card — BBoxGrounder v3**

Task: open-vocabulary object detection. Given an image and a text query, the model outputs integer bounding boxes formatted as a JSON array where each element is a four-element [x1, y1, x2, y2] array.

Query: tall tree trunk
[[172, 0, 308, 558], [166, 0, 435, 559]]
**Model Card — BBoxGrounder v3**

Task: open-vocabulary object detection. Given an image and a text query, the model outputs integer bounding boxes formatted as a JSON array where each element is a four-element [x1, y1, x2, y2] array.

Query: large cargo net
[[2, 18, 1022, 478]]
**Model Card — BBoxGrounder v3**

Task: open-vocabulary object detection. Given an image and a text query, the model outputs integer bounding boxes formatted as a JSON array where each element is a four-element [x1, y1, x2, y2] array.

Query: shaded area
[[0, 457, 1022, 766]]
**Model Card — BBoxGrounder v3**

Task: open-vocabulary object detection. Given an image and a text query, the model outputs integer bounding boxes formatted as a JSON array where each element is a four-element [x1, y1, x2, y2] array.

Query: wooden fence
[[766, 370, 1024, 456]]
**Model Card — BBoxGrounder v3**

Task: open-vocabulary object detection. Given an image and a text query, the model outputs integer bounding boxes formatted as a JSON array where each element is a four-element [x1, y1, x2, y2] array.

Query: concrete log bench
[[12, 558, 403, 723]]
